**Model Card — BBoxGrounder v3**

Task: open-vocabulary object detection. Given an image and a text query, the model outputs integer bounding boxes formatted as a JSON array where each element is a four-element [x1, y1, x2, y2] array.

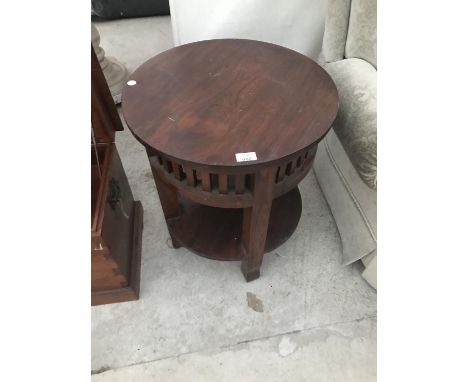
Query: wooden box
[[91, 46, 143, 306]]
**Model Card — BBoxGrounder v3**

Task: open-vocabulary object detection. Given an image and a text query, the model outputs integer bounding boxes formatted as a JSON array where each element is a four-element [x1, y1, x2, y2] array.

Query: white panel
[[169, 0, 326, 59]]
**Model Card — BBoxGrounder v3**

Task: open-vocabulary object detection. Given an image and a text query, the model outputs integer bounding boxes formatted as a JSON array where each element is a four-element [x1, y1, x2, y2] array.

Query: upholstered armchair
[[314, 0, 377, 288]]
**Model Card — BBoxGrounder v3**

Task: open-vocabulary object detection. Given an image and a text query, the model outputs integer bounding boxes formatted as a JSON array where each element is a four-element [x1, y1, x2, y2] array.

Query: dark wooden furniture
[[122, 39, 338, 281], [91, 46, 144, 305]]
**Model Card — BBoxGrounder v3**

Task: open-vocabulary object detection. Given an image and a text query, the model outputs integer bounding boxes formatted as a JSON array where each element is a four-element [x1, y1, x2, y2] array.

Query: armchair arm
[[322, 0, 352, 63]]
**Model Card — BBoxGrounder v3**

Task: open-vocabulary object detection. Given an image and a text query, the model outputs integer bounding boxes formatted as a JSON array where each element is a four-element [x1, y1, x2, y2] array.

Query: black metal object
[[107, 178, 121, 210], [92, 0, 170, 19]]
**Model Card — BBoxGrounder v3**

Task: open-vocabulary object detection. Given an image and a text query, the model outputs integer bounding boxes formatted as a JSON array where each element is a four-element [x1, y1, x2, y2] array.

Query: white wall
[[169, 0, 326, 59]]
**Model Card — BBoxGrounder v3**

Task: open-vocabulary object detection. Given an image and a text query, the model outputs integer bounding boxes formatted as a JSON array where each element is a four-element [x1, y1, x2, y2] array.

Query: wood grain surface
[[122, 39, 338, 168]]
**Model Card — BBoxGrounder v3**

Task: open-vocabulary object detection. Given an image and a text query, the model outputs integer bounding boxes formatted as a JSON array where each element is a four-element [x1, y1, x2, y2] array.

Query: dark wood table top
[[122, 39, 338, 167]]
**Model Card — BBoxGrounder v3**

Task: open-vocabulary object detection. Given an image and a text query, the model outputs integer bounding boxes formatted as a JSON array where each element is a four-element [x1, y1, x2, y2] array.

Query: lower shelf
[[167, 187, 302, 261], [92, 201, 144, 306]]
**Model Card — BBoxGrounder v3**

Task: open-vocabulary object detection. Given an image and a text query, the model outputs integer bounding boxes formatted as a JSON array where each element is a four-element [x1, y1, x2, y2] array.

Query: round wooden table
[[122, 39, 338, 281]]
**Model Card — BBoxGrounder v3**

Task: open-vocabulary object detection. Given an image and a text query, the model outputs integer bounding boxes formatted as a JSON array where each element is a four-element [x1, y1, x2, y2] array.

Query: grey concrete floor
[[92, 16, 376, 381]]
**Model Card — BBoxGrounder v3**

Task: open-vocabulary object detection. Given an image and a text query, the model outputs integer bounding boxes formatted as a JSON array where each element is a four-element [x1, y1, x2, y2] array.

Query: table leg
[[151, 166, 182, 248], [241, 168, 275, 281]]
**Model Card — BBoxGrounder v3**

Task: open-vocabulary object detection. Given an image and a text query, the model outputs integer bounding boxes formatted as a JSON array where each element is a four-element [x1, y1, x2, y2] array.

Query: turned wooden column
[[91, 23, 128, 104]]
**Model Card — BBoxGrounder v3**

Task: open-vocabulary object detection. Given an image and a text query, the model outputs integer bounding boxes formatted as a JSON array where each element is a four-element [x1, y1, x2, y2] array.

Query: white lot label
[[235, 152, 257, 162]]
